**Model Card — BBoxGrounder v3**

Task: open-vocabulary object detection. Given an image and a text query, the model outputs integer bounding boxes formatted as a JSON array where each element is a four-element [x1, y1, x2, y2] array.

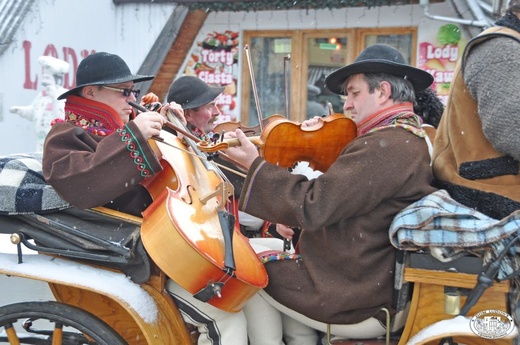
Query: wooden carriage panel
[[49, 276, 193, 345], [399, 268, 512, 345]]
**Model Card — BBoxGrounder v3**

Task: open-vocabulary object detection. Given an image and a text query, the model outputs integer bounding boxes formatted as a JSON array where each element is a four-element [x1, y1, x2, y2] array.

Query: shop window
[[304, 33, 353, 117], [241, 27, 416, 125], [358, 27, 417, 65], [243, 36, 291, 127]]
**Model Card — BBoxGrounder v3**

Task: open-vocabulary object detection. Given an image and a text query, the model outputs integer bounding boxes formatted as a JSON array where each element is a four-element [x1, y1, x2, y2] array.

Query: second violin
[[198, 114, 357, 173]]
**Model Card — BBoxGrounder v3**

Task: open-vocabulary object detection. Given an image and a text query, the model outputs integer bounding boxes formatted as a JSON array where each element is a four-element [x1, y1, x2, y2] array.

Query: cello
[[132, 99, 268, 313]]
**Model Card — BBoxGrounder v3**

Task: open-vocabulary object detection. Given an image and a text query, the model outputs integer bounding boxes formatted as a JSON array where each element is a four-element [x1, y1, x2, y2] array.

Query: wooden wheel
[[0, 301, 127, 344]]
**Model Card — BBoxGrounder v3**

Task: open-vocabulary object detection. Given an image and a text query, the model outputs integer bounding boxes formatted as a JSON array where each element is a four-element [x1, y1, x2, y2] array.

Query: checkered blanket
[[389, 189, 520, 281], [0, 153, 70, 215]]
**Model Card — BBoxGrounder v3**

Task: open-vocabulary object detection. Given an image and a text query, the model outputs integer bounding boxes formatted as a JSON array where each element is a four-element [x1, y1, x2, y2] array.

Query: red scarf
[[53, 95, 125, 136], [356, 103, 422, 136]]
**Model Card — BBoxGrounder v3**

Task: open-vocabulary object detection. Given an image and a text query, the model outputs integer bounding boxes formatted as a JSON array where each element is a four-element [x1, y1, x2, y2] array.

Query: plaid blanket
[[389, 189, 520, 281], [0, 153, 70, 215]]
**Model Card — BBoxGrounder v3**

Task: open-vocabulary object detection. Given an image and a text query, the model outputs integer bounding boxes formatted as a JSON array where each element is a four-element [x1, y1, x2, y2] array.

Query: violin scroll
[[141, 92, 163, 112]]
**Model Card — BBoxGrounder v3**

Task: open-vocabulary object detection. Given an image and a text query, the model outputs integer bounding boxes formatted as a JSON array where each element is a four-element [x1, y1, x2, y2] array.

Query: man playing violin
[[224, 44, 438, 344], [166, 75, 223, 141], [171, 75, 287, 225], [43, 53, 252, 345]]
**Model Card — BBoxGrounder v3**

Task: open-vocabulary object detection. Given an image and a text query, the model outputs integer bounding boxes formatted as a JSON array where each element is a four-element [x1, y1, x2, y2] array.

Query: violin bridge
[[199, 182, 234, 207]]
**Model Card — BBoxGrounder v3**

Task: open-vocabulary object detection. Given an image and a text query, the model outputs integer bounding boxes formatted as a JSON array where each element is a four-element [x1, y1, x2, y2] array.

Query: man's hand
[[162, 101, 187, 126], [222, 129, 260, 170], [276, 224, 295, 240], [133, 111, 167, 140], [301, 116, 323, 128]]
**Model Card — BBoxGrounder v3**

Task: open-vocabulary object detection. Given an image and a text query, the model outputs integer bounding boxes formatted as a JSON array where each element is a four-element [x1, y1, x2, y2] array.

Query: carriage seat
[[0, 207, 151, 284], [0, 152, 152, 284]]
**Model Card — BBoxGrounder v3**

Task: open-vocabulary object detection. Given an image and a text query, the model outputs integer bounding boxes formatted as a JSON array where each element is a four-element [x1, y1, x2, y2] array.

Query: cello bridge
[[199, 182, 234, 207]]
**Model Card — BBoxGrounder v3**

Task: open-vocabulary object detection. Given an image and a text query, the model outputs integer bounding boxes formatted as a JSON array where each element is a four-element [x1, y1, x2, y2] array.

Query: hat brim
[[57, 74, 155, 100], [182, 86, 224, 110], [325, 60, 433, 95]]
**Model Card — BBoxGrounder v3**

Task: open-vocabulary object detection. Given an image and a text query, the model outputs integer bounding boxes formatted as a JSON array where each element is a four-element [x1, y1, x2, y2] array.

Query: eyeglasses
[[102, 85, 140, 98]]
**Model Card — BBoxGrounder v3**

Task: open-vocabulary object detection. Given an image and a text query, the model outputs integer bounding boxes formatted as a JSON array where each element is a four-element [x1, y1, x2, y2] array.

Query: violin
[[198, 113, 357, 173], [131, 95, 268, 313]]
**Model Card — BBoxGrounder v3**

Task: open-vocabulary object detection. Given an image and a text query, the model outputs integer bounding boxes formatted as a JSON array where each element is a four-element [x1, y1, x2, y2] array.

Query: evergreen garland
[[173, 0, 416, 12]]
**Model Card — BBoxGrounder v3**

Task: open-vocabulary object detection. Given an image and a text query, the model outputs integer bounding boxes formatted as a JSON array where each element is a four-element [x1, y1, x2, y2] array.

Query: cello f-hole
[[181, 185, 195, 205]]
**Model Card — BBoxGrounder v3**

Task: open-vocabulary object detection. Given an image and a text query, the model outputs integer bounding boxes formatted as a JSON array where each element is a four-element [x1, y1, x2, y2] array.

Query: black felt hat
[[325, 44, 433, 95], [167, 76, 224, 110], [57, 52, 155, 100]]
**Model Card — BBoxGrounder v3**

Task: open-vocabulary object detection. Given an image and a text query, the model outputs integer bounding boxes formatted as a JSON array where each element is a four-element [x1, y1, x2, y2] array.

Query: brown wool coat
[[239, 127, 437, 324], [42, 121, 162, 216]]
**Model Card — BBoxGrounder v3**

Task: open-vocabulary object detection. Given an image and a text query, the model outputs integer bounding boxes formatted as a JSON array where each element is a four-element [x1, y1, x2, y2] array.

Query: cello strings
[[150, 137, 246, 178], [163, 111, 242, 217], [165, 110, 247, 181]]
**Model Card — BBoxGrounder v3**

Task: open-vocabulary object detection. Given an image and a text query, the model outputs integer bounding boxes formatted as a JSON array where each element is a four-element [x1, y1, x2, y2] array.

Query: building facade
[[0, 0, 494, 155]]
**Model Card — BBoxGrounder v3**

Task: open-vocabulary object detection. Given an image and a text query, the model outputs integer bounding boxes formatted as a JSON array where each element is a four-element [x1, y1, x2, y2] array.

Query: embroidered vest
[[432, 27, 520, 219]]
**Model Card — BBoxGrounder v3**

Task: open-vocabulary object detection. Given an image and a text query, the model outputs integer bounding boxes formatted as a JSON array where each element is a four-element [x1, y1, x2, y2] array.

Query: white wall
[[205, 3, 432, 29], [0, 0, 176, 156]]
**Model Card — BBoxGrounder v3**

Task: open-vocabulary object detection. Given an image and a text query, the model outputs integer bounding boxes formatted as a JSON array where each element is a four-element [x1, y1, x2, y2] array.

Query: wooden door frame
[[354, 27, 418, 65]]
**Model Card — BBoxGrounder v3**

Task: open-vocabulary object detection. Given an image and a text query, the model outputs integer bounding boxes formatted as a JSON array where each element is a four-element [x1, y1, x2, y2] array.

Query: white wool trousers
[[246, 238, 387, 345], [166, 279, 248, 345]]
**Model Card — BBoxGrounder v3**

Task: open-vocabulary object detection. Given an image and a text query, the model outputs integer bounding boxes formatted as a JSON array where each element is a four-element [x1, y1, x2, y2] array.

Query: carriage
[[0, 151, 518, 345]]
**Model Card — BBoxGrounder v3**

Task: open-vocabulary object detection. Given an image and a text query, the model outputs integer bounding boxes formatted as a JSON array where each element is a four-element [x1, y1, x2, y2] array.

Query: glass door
[[303, 31, 354, 118], [242, 34, 292, 127]]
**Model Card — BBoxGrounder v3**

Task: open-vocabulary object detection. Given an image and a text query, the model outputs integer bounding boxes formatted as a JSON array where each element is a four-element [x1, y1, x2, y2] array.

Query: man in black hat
[[222, 44, 437, 344], [166, 75, 224, 140], [42, 51, 184, 216], [306, 84, 328, 120]]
